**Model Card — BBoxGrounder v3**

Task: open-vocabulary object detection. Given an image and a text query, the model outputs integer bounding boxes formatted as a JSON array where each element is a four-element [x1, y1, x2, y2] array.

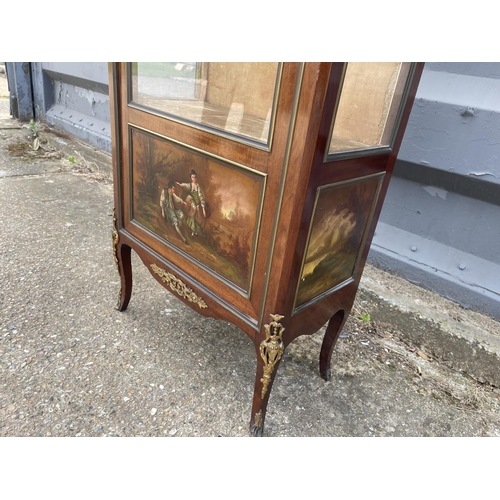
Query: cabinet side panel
[[294, 173, 384, 312]]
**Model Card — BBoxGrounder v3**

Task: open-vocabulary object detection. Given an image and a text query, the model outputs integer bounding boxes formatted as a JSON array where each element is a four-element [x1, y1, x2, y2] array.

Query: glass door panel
[[328, 62, 412, 155], [130, 62, 281, 147]]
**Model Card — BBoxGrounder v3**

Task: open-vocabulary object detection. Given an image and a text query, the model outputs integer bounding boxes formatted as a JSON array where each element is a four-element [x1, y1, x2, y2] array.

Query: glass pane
[[131, 62, 280, 145], [328, 62, 412, 154]]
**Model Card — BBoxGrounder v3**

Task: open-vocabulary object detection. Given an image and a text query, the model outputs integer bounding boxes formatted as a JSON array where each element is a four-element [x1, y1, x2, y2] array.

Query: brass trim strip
[[110, 63, 124, 229], [126, 62, 283, 152], [150, 263, 208, 309], [266, 63, 284, 152], [128, 125, 135, 227], [293, 278, 354, 315], [112, 210, 122, 311], [112, 212, 119, 273], [257, 63, 306, 330], [129, 123, 268, 178], [351, 173, 386, 277], [323, 62, 347, 163]]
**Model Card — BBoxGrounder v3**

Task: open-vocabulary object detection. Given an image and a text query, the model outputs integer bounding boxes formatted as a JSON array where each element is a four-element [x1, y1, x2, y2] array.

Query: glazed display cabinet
[[109, 62, 424, 435]]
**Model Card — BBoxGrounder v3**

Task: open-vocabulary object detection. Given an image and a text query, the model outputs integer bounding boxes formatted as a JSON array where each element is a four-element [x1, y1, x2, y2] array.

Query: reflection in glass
[[131, 62, 280, 145], [328, 62, 412, 154]]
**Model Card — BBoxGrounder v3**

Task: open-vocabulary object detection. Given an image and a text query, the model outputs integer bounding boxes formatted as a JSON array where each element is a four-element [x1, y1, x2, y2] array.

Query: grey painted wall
[[31, 62, 111, 150], [369, 62, 500, 320], [5, 62, 34, 121], [399, 64, 500, 182]]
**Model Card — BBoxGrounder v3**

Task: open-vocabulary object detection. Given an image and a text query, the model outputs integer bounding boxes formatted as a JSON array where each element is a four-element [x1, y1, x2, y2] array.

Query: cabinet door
[[110, 62, 301, 330]]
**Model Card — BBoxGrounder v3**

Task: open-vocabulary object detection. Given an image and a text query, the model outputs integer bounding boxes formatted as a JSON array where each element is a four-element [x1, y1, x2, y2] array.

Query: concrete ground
[[1, 68, 500, 437]]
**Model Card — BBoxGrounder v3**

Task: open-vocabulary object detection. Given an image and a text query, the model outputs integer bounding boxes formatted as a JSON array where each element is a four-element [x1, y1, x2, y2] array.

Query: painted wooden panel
[[295, 173, 384, 308], [131, 128, 266, 292]]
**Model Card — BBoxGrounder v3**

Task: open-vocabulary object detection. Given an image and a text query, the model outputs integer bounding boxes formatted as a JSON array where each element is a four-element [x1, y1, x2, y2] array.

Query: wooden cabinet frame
[[110, 62, 424, 436]]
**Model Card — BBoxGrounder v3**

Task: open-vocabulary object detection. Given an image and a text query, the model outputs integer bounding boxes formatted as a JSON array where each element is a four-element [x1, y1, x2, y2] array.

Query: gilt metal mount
[[260, 314, 285, 399], [150, 263, 208, 309], [112, 213, 119, 273]]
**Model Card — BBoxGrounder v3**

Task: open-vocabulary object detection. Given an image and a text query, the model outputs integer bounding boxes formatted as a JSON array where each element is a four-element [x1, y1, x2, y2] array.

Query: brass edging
[[266, 63, 284, 152], [126, 63, 134, 108], [128, 125, 267, 298], [129, 124, 267, 179], [112, 210, 121, 310], [323, 62, 348, 163], [257, 63, 306, 330], [260, 314, 285, 399], [150, 263, 208, 309], [386, 62, 417, 150], [292, 172, 386, 313], [111, 63, 124, 230], [112, 211, 119, 273], [128, 125, 135, 225], [351, 172, 386, 277], [126, 62, 283, 153], [293, 277, 354, 315]]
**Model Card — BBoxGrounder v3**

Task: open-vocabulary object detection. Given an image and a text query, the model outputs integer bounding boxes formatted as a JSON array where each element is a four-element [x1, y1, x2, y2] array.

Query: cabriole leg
[[115, 242, 132, 311], [319, 309, 348, 381], [112, 222, 132, 312]]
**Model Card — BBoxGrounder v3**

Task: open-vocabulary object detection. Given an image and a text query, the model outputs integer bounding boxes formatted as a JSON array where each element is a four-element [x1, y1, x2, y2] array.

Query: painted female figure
[[176, 169, 206, 236]]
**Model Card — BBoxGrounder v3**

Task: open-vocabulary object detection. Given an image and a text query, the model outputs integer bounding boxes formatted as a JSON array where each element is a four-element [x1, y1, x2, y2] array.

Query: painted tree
[[138, 136, 189, 201]]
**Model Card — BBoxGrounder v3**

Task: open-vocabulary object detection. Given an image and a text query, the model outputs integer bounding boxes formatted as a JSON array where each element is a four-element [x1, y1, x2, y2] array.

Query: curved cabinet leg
[[115, 242, 132, 311], [112, 222, 132, 311], [249, 314, 286, 437], [319, 309, 348, 381]]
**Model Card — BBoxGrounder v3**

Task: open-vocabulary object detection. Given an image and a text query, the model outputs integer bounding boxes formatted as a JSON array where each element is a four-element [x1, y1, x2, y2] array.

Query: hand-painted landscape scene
[[131, 129, 265, 291], [296, 175, 382, 307]]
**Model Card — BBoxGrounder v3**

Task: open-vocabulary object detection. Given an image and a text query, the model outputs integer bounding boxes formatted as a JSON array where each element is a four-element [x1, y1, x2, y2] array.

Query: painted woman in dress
[[176, 169, 206, 236]]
